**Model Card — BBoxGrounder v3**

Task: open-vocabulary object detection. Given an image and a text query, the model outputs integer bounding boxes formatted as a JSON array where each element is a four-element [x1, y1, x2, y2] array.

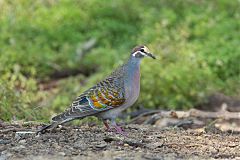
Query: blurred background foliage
[[0, 0, 239, 121]]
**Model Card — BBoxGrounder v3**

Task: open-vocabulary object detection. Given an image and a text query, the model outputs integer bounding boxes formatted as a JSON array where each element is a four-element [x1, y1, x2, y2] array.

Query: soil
[[1, 123, 240, 160]]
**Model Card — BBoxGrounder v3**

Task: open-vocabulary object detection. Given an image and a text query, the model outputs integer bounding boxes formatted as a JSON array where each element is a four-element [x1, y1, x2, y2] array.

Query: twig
[[0, 127, 23, 134], [128, 110, 163, 124], [130, 108, 240, 124], [183, 108, 240, 119], [76, 38, 97, 60]]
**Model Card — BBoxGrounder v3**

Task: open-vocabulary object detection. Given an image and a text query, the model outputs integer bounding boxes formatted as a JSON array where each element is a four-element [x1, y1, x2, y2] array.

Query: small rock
[[228, 143, 238, 147], [18, 140, 26, 144], [71, 151, 79, 155], [95, 142, 107, 149], [123, 143, 129, 147], [52, 143, 61, 149], [135, 147, 141, 150], [59, 137, 68, 142], [73, 142, 88, 151], [145, 141, 164, 149], [58, 152, 66, 156]]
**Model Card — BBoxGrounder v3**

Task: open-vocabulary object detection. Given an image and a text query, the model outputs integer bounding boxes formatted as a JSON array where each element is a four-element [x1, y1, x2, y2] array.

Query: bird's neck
[[126, 56, 141, 82], [127, 56, 141, 69], [123, 56, 141, 100]]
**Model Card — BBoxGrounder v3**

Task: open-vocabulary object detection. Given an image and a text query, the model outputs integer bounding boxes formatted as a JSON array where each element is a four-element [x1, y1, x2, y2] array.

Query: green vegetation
[[0, 0, 239, 121]]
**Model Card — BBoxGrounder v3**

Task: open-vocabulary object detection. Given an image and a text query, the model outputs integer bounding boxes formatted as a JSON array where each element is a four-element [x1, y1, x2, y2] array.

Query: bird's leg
[[110, 120, 127, 136], [103, 120, 112, 131]]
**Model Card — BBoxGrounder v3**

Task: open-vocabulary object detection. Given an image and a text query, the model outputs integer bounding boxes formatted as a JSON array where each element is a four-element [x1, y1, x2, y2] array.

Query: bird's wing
[[52, 76, 126, 122]]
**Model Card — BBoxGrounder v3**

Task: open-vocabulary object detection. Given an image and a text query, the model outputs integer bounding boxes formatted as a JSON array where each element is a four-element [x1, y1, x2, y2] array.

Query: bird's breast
[[124, 67, 140, 107]]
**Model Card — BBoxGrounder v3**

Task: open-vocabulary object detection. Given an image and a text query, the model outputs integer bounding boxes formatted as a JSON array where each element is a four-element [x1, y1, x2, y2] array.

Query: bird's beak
[[145, 52, 156, 59]]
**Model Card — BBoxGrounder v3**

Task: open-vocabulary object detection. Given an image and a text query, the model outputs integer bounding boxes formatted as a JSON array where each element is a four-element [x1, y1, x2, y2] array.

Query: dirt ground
[[1, 123, 240, 160]]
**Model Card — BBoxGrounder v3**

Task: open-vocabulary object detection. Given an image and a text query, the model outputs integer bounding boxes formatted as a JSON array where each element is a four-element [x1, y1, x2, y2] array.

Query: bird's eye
[[140, 49, 144, 52]]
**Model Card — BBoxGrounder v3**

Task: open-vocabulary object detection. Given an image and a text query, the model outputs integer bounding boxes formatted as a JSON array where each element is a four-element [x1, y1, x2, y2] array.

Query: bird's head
[[131, 45, 156, 59]]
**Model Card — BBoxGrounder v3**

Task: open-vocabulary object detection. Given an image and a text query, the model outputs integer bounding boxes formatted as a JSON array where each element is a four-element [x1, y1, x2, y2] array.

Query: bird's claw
[[106, 126, 127, 136]]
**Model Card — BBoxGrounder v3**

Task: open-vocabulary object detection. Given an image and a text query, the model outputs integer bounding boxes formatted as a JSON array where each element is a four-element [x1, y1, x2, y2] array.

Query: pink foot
[[113, 125, 127, 136], [103, 120, 127, 136]]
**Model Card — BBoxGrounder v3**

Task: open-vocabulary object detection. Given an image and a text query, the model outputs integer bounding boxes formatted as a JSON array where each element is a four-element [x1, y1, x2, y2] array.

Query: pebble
[[95, 143, 107, 149], [58, 152, 66, 156], [135, 147, 141, 150], [145, 141, 164, 149], [73, 142, 88, 151], [123, 143, 129, 147], [18, 140, 26, 144], [52, 143, 61, 149]]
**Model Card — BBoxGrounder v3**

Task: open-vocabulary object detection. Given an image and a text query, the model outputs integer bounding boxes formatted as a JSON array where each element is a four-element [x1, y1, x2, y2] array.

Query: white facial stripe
[[132, 51, 139, 57], [132, 51, 147, 57], [141, 52, 148, 56]]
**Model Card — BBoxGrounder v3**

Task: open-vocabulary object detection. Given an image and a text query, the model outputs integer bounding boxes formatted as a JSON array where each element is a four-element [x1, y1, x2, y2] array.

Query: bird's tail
[[36, 121, 58, 134], [36, 117, 74, 134], [36, 102, 94, 134]]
